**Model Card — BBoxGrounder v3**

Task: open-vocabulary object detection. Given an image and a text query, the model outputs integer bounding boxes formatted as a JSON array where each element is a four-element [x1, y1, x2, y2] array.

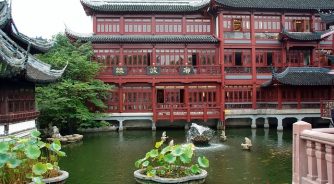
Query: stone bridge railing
[[293, 121, 334, 184]]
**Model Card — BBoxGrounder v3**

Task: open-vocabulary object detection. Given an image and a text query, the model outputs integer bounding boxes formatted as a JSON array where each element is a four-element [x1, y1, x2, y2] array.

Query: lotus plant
[[135, 138, 209, 178], [0, 130, 66, 184]]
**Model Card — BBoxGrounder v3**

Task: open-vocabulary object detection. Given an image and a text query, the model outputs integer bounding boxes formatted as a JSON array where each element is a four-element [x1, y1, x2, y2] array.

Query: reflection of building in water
[[66, 0, 334, 130]]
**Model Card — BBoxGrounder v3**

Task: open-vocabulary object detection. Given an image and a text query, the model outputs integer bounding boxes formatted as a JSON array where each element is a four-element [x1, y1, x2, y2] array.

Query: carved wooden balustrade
[[100, 65, 221, 76], [0, 111, 39, 123], [293, 121, 334, 184]]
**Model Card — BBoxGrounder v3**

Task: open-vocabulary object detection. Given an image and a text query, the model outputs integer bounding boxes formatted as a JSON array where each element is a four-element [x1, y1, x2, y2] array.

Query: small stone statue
[[241, 137, 252, 150], [51, 126, 62, 138], [169, 140, 174, 146], [161, 131, 168, 142], [220, 130, 227, 141]]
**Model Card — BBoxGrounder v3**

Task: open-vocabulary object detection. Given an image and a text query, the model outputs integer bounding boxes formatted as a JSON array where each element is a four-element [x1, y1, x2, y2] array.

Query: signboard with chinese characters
[[113, 66, 128, 76], [321, 100, 334, 119], [146, 66, 161, 75], [179, 66, 195, 75]]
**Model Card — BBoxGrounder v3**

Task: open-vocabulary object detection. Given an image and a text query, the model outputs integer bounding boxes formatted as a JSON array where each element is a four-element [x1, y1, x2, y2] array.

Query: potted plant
[[0, 130, 68, 184], [134, 139, 209, 184]]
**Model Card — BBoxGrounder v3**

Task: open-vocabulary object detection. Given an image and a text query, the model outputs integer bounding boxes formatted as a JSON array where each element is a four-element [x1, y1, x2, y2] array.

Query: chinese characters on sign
[[321, 100, 334, 118], [113, 66, 128, 76], [179, 66, 194, 75], [147, 66, 161, 75]]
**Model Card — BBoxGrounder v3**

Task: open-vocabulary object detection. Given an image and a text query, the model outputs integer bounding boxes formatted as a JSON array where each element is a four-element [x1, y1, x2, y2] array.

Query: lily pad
[[142, 160, 150, 167], [180, 153, 192, 164], [32, 163, 48, 175], [7, 158, 22, 169], [31, 130, 41, 138], [190, 164, 200, 174], [148, 149, 159, 158], [163, 153, 176, 164], [0, 142, 9, 153], [25, 145, 41, 159], [171, 145, 183, 156], [198, 156, 209, 168]]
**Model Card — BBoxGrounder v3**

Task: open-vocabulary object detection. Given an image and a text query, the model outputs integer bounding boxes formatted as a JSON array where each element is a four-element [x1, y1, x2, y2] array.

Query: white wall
[[0, 125, 4, 135], [8, 120, 36, 134]]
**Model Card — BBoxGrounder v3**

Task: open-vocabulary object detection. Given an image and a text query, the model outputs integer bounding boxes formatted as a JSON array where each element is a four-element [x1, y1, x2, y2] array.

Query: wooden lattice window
[[94, 49, 120, 66], [186, 18, 211, 33], [96, 18, 120, 34], [125, 18, 152, 33], [156, 18, 182, 33]]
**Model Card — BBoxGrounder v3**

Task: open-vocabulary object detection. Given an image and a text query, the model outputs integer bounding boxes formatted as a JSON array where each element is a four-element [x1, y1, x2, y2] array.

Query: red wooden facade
[[72, 0, 334, 124]]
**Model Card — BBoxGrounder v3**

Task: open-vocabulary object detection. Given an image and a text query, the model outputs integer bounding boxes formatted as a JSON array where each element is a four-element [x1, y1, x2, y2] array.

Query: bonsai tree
[[135, 139, 209, 178], [0, 130, 66, 184]]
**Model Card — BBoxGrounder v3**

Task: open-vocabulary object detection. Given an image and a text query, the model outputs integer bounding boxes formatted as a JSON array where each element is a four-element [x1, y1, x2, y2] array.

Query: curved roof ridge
[[80, 0, 210, 14]]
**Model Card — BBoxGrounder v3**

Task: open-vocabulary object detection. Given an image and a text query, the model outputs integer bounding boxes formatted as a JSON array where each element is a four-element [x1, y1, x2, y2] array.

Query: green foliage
[[0, 130, 66, 184], [36, 34, 112, 132], [135, 137, 209, 178]]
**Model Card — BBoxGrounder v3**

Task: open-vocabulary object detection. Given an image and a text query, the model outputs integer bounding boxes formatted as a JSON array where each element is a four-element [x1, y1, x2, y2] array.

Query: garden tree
[[36, 34, 112, 133]]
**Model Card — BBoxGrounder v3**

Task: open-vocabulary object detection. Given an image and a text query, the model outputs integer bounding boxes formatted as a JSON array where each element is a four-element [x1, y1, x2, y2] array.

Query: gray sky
[[12, 0, 92, 39]]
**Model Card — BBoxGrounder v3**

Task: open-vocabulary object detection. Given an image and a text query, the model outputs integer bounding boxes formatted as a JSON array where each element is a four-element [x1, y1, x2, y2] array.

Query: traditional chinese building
[[66, 0, 334, 130], [0, 0, 66, 137]]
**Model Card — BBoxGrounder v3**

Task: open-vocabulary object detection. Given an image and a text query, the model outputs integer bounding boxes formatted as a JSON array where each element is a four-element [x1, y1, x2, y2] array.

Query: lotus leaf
[[25, 145, 41, 159], [163, 153, 176, 164], [0, 142, 9, 153], [32, 163, 48, 175], [198, 156, 209, 168]]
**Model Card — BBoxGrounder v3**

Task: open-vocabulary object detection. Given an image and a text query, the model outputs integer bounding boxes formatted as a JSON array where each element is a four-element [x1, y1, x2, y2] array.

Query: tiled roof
[[0, 0, 66, 83], [319, 12, 334, 25], [280, 29, 334, 41], [215, 0, 334, 10], [65, 28, 218, 44], [262, 67, 334, 86], [80, 0, 210, 15], [0, 1, 10, 29]]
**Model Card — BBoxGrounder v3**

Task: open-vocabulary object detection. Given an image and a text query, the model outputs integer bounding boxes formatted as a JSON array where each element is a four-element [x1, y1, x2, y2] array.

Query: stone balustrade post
[[264, 117, 269, 128], [315, 143, 328, 184], [306, 140, 317, 181], [119, 120, 124, 131], [277, 117, 283, 131], [251, 117, 256, 129], [325, 145, 334, 184], [152, 120, 156, 131], [293, 121, 312, 184]]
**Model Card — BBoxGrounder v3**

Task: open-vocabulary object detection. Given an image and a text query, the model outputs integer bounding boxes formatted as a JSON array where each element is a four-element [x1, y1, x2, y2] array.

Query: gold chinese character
[[116, 67, 124, 74], [149, 67, 158, 74], [183, 67, 191, 74]]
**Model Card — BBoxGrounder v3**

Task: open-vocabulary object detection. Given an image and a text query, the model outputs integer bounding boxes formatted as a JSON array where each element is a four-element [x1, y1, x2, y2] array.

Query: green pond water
[[60, 128, 292, 184]]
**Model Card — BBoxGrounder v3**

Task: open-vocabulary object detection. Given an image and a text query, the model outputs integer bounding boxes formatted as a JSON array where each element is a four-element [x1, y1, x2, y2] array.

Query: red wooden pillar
[[281, 13, 287, 67], [182, 16, 186, 35], [297, 87, 301, 109], [184, 44, 188, 65], [310, 14, 315, 32], [120, 16, 125, 35], [152, 45, 156, 66], [120, 46, 124, 66], [218, 12, 225, 121], [185, 85, 190, 122], [152, 84, 157, 122], [278, 86, 282, 109], [93, 16, 97, 33], [152, 16, 156, 35], [119, 85, 123, 113], [250, 12, 257, 109]]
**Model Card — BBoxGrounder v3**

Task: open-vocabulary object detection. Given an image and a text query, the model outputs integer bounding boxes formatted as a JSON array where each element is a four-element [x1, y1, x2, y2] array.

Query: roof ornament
[[24, 41, 31, 64]]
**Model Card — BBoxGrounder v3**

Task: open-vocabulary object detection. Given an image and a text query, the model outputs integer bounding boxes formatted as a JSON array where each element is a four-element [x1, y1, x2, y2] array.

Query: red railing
[[225, 67, 252, 74], [156, 105, 220, 122], [0, 111, 39, 123]]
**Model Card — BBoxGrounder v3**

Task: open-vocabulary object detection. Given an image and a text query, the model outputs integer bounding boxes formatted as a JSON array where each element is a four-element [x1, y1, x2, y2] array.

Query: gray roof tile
[[215, 0, 334, 10], [81, 0, 210, 14], [264, 67, 334, 86], [66, 28, 218, 44], [280, 29, 334, 41]]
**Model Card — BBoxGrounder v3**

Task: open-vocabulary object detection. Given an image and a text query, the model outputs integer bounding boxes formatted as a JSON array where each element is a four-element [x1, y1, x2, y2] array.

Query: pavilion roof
[[65, 28, 218, 44], [0, 0, 66, 83], [262, 67, 334, 87], [279, 28, 334, 41], [215, 0, 334, 10], [319, 11, 334, 25], [80, 0, 210, 15]]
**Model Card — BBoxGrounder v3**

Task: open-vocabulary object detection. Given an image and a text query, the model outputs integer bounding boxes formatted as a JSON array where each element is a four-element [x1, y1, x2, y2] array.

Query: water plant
[[135, 139, 209, 178], [0, 130, 66, 184]]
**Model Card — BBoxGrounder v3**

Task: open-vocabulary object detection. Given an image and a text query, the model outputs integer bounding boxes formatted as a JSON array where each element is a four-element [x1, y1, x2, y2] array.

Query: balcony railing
[[225, 67, 252, 74], [293, 121, 334, 184], [0, 111, 39, 123]]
